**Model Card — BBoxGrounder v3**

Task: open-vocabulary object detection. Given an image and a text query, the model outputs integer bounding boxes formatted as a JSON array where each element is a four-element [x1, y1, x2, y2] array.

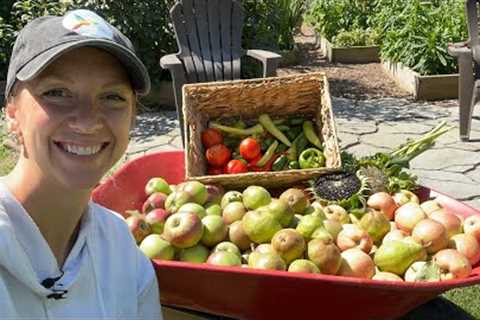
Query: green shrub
[[372, 0, 467, 75], [333, 28, 379, 47]]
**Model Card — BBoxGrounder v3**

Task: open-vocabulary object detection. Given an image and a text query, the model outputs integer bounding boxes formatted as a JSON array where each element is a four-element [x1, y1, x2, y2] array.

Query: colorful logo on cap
[[63, 9, 114, 39]]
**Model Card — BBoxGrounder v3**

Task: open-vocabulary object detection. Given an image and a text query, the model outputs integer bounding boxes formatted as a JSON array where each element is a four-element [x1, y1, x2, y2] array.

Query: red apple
[[178, 202, 207, 219], [205, 184, 225, 205], [394, 202, 427, 233], [463, 215, 480, 243], [145, 177, 172, 196], [228, 220, 253, 251], [392, 190, 419, 206], [429, 209, 463, 239], [411, 219, 448, 254], [367, 192, 398, 220], [125, 214, 151, 244], [163, 212, 204, 248], [222, 201, 247, 225], [382, 229, 409, 244], [142, 192, 168, 213], [213, 241, 241, 257], [144, 208, 170, 234], [433, 249, 472, 280], [449, 233, 480, 266], [336, 224, 373, 253], [337, 248, 375, 279]]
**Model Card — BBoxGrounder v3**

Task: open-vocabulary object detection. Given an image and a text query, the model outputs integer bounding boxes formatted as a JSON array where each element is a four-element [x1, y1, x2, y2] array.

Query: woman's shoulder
[[88, 202, 132, 240]]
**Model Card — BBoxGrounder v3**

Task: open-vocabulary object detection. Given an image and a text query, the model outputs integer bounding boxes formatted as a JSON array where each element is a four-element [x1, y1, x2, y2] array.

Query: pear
[[296, 213, 324, 240], [359, 208, 391, 244], [374, 239, 427, 276]]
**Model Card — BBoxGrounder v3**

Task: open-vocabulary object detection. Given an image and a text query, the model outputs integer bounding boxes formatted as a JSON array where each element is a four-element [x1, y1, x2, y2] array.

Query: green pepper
[[303, 120, 323, 149], [288, 117, 305, 126], [210, 122, 264, 136], [261, 137, 275, 152], [276, 143, 289, 153], [277, 124, 291, 132], [286, 126, 302, 141], [272, 155, 289, 171], [288, 160, 300, 169], [298, 148, 326, 169], [258, 114, 292, 146], [257, 141, 279, 167], [294, 132, 309, 156]]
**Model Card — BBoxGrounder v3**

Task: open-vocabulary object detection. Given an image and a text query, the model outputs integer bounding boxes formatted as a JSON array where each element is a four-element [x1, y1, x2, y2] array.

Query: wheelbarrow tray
[[91, 150, 480, 320]]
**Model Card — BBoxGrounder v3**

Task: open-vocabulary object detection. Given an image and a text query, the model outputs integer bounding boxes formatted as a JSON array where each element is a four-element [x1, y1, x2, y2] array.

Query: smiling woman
[[0, 9, 163, 320]]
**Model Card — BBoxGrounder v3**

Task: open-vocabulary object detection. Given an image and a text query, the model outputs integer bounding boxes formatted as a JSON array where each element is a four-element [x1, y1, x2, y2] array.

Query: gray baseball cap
[[5, 9, 150, 98]]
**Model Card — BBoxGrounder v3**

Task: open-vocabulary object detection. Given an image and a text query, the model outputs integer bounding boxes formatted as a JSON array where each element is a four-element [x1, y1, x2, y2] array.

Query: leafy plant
[[333, 28, 379, 47]]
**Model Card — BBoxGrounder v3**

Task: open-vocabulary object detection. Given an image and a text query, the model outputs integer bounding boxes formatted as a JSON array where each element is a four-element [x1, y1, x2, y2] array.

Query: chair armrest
[[245, 49, 282, 77]]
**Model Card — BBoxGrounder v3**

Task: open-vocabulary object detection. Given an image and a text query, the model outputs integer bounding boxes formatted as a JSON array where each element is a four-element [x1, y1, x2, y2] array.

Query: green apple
[[228, 220, 253, 251], [163, 212, 204, 248], [207, 251, 242, 266], [279, 188, 310, 214], [145, 177, 172, 196], [177, 181, 208, 205], [201, 215, 228, 247], [288, 259, 320, 273], [271, 228, 306, 264], [248, 252, 286, 271], [296, 213, 324, 240], [165, 191, 192, 214], [179, 244, 210, 263], [307, 238, 342, 275], [266, 198, 294, 227], [178, 202, 207, 219], [213, 241, 241, 257], [221, 191, 243, 209], [139, 234, 175, 260], [242, 186, 272, 210], [242, 210, 281, 244], [222, 201, 247, 225], [205, 203, 222, 216]]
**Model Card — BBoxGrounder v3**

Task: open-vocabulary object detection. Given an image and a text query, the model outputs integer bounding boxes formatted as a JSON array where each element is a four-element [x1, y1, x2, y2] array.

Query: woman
[[1, 9, 163, 319]]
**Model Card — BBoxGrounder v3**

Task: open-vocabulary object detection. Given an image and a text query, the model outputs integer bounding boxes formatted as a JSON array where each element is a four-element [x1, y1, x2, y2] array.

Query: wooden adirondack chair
[[448, 0, 480, 141], [160, 0, 282, 146]]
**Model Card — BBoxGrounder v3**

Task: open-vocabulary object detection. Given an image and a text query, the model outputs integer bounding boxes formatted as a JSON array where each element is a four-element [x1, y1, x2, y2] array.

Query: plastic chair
[[448, 0, 480, 141], [159, 0, 282, 146]]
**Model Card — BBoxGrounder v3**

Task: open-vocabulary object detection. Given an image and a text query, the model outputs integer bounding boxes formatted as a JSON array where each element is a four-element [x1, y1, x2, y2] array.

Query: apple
[[367, 192, 398, 220], [205, 203, 222, 216], [420, 199, 443, 216], [372, 271, 403, 282], [242, 186, 272, 210], [307, 238, 342, 275], [142, 192, 168, 213], [144, 208, 170, 234], [178, 202, 207, 219], [337, 248, 375, 279], [205, 184, 225, 205], [207, 251, 242, 266], [358, 208, 391, 244], [220, 191, 243, 209], [429, 209, 463, 238], [228, 220, 253, 251], [323, 204, 350, 224], [201, 215, 228, 247], [213, 241, 241, 257], [433, 249, 472, 280], [392, 190, 419, 206], [394, 202, 427, 233], [162, 212, 204, 248], [404, 261, 441, 282], [311, 226, 334, 242], [463, 215, 480, 243], [382, 229, 409, 244], [242, 210, 282, 244], [449, 233, 480, 266], [255, 243, 275, 254], [145, 177, 172, 196], [176, 181, 208, 205], [288, 259, 320, 273], [222, 201, 247, 225], [266, 198, 294, 227], [248, 252, 286, 271], [139, 235, 175, 260], [125, 214, 151, 244], [411, 219, 448, 254], [336, 224, 373, 253], [164, 191, 192, 214], [271, 229, 306, 264], [178, 244, 210, 263], [279, 188, 310, 214], [296, 213, 324, 240]]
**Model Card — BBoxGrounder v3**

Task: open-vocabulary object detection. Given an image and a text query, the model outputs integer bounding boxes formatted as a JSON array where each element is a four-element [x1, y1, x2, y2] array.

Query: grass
[[0, 121, 17, 175]]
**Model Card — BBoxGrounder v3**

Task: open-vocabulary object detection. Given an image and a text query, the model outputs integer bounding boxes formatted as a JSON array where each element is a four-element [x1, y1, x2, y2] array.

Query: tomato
[[206, 144, 231, 167], [207, 166, 224, 175], [201, 128, 223, 148], [226, 159, 248, 174], [239, 137, 261, 160]]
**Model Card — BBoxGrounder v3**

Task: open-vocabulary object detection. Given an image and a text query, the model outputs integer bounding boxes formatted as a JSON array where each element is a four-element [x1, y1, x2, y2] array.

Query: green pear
[[374, 239, 427, 275], [242, 210, 282, 244], [296, 213, 324, 240]]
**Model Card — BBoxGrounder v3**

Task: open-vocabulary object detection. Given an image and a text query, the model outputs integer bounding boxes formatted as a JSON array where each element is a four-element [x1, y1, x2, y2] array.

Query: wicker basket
[[182, 72, 342, 189]]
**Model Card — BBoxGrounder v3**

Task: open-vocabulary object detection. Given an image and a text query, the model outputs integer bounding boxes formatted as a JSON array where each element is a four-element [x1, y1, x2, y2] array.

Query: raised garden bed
[[320, 37, 380, 64], [382, 60, 459, 101]]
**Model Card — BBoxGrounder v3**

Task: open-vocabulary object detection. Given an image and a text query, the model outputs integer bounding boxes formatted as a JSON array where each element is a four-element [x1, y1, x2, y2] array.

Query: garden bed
[[382, 60, 459, 101], [320, 37, 380, 64]]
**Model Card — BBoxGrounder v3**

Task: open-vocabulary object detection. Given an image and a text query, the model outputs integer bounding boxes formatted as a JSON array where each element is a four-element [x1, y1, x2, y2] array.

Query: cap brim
[[16, 38, 151, 95]]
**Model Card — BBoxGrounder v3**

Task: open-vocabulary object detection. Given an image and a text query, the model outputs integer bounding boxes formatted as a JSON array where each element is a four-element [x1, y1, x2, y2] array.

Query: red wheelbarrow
[[91, 150, 480, 320]]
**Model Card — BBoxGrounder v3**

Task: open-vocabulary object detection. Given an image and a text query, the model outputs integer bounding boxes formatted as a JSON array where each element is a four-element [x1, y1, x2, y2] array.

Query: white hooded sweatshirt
[[0, 181, 163, 319]]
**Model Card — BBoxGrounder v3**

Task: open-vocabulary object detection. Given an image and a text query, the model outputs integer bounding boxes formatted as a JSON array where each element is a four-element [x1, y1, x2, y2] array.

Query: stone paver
[[127, 97, 480, 210]]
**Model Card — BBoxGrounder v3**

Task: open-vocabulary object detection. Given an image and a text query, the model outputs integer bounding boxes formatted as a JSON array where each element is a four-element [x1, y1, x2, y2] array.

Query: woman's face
[[6, 47, 135, 190]]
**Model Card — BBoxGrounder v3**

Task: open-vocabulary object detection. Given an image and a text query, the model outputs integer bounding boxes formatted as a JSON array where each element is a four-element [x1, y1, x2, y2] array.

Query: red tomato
[[206, 144, 231, 167], [226, 159, 248, 174], [207, 166, 224, 175], [239, 138, 261, 160], [201, 128, 223, 148]]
